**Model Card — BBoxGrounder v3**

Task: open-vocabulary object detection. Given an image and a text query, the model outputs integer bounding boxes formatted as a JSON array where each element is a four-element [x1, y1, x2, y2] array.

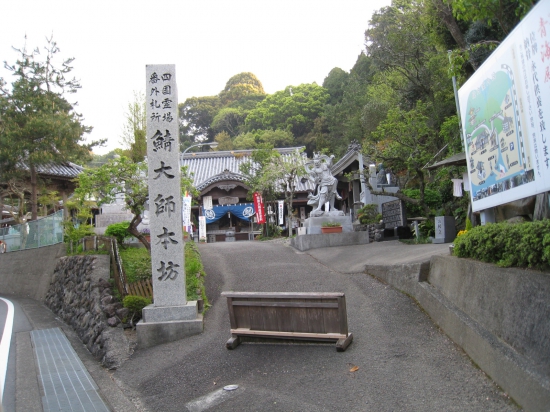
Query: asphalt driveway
[[112, 241, 517, 411]]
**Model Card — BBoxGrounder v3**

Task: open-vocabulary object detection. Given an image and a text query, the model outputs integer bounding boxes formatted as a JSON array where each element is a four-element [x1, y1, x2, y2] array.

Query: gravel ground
[[112, 241, 518, 412]]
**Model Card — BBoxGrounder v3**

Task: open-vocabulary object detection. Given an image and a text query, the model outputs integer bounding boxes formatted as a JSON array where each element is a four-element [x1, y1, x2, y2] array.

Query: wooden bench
[[221, 291, 353, 351]]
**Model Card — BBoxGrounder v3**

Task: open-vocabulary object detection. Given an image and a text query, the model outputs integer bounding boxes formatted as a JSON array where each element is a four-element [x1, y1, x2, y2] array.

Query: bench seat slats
[[231, 328, 347, 341]]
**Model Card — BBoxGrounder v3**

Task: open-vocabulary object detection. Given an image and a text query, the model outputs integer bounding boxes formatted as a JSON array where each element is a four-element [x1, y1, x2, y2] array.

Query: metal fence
[[0, 210, 64, 252]]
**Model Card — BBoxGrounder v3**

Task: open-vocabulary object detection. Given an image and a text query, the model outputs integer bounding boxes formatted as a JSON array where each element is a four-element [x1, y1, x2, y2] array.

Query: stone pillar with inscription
[[137, 64, 203, 348]]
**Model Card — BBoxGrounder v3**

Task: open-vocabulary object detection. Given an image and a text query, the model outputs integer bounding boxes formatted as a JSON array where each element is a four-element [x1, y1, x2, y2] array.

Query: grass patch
[[118, 243, 209, 307], [119, 247, 152, 283]]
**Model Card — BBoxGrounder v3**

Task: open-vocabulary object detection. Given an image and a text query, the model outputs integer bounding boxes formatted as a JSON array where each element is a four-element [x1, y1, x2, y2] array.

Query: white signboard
[[278, 200, 284, 225], [203, 195, 213, 210], [199, 216, 207, 242], [459, 1, 550, 211]]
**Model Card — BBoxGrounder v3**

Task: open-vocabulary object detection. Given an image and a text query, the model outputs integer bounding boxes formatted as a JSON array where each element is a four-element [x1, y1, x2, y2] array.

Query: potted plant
[[321, 221, 343, 234], [140, 228, 151, 243]]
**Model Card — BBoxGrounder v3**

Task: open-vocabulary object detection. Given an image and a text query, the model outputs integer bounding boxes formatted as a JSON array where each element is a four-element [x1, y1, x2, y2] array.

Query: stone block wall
[[44, 255, 131, 369]]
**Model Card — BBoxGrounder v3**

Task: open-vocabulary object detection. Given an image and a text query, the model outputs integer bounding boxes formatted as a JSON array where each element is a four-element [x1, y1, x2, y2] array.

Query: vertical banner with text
[[182, 194, 192, 233], [199, 216, 207, 242], [146, 64, 185, 307], [253, 192, 266, 224], [278, 200, 284, 225]]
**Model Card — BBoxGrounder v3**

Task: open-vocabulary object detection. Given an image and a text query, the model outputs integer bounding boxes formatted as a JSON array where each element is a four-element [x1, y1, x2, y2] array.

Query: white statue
[[305, 153, 342, 217]]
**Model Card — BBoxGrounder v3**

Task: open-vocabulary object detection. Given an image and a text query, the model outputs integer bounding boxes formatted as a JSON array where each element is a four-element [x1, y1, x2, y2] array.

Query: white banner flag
[[182, 195, 192, 231], [199, 216, 207, 242], [278, 200, 284, 225]]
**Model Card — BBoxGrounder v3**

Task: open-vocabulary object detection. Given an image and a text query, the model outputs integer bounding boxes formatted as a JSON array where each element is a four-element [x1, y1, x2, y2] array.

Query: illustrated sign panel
[[146, 64, 186, 306], [459, 1, 550, 211]]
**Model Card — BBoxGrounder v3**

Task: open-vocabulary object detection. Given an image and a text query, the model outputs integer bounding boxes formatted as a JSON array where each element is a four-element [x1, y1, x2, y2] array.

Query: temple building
[[180, 147, 315, 241]]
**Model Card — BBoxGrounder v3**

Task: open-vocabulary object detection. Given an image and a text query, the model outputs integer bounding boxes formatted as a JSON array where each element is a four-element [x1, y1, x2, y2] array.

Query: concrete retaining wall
[[0, 243, 66, 300], [365, 256, 550, 412], [291, 231, 370, 251]]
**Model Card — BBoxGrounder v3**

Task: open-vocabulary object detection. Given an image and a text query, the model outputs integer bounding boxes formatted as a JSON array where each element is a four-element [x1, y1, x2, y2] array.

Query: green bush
[[185, 242, 208, 305], [122, 295, 151, 324], [454, 220, 550, 270], [64, 221, 95, 253], [105, 221, 131, 246], [401, 188, 442, 217], [356, 204, 382, 225]]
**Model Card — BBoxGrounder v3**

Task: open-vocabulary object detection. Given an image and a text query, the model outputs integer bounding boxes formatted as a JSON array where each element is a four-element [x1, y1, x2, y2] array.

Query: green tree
[[316, 53, 375, 156], [218, 72, 265, 105], [178, 95, 221, 148], [119, 91, 146, 162], [449, 0, 533, 35], [75, 156, 150, 250], [0, 36, 104, 220], [75, 156, 197, 252], [240, 147, 306, 237], [214, 131, 234, 151], [245, 83, 329, 139], [211, 107, 247, 137], [367, 102, 444, 215], [233, 129, 294, 150], [322, 67, 349, 106]]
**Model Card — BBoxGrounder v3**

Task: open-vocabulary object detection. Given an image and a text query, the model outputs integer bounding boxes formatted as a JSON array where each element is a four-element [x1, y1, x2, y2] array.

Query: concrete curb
[[290, 231, 370, 251]]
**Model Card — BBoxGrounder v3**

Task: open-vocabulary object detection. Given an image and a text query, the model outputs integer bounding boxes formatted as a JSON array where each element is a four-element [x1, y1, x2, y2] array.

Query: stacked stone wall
[[44, 255, 131, 369]]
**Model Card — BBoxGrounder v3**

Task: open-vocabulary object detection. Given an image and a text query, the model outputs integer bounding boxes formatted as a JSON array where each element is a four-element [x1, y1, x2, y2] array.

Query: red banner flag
[[253, 192, 266, 224]]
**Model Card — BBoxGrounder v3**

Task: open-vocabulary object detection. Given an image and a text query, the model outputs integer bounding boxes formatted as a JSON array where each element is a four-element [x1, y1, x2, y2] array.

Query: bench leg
[[336, 333, 353, 352], [226, 335, 241, 350]]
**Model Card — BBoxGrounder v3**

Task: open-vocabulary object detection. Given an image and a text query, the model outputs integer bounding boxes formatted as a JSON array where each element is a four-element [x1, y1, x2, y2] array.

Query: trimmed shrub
[[356, 204, 381, 225], [105, 221, 131, 246], [454, 220, 550, 270], [122, 295, 151, 325]]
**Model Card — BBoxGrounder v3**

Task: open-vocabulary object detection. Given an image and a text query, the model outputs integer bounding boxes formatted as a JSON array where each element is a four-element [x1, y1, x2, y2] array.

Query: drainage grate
[[30, 328, 109, 412]]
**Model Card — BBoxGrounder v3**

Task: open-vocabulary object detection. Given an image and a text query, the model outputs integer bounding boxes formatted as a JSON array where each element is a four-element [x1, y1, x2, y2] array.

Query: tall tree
[[119, 91, 146, 162], [0, 36, 104, 220], [178, 95, 221, 148], [218, 72, 265, 105], [240, 147, 306, 236], [322, 67, 349, 106], [362, 0, 458, 215], [245, 83, 329, 139], [319, 53, 375, 156], [449, 0, 533, 36]]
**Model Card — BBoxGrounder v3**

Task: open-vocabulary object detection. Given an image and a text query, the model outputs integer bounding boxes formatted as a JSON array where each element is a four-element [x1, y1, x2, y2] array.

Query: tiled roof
[[331, 149, 372, 176], [180, 147, 316, 193], [20, 162, 84, 179]]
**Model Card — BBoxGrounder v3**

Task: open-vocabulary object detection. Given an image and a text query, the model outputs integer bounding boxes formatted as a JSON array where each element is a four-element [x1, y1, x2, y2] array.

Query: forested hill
[[179, 0, 534, 162]]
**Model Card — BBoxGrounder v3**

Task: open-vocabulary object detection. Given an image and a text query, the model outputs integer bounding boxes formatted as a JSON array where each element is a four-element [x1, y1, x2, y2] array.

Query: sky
[[1, 0, 391, 154]]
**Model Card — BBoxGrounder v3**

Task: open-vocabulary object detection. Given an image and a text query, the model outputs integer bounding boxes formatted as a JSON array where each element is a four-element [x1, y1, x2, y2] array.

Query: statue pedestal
[[304, 215, 353, 235]]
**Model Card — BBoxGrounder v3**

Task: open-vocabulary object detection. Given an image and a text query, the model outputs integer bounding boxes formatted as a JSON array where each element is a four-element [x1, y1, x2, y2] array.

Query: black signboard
[[381, 199, 406, 228]]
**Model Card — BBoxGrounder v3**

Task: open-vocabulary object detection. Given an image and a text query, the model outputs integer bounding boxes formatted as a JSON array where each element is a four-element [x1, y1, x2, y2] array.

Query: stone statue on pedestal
[[305, 153, 343, 217]]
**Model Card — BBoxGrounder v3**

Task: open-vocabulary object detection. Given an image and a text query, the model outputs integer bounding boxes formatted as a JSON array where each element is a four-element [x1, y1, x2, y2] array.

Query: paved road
[[113, 241, 517, 411]]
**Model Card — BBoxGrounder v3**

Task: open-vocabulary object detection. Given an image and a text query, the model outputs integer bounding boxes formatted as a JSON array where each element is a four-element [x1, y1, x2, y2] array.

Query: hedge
[[453, 220, 550, 270]]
